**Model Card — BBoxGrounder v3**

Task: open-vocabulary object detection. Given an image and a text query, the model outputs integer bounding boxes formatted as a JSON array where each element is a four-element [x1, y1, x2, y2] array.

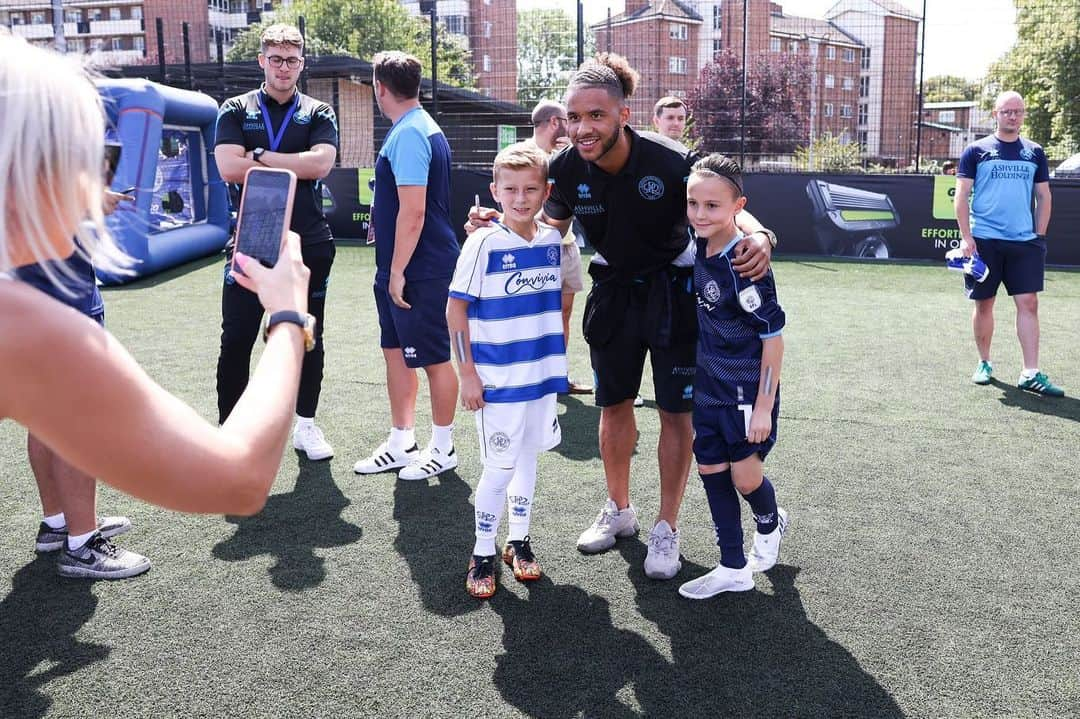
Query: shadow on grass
[[489, 575, 669, 718], [614, 540, 904, 717], [553, 394, 601, 461], [0, 556, 109, 719], [212, 456, 362, 592], [392, 470, 483, 617], [992, 379, 1080, 421]]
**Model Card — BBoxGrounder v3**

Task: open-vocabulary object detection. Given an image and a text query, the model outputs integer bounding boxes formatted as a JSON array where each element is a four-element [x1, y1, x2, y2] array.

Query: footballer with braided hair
[[467, 53, 781, 582]]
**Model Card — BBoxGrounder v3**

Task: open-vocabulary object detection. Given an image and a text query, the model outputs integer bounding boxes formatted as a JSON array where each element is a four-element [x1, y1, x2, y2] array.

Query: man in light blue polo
[[955, 91, 1061, 396]]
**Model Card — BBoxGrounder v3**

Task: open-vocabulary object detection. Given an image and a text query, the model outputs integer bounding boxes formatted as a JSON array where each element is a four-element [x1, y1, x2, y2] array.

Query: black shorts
[[966, 237, 1045, 300], [693, 398, 780, 465], [582, 265, 698, 412], [374, 277, 452, 368]]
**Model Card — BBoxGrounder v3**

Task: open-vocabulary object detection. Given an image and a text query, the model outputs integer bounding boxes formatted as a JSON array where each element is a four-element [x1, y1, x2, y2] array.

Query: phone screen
[[104, 142, 122, 185], [235, 169, 293, 266]]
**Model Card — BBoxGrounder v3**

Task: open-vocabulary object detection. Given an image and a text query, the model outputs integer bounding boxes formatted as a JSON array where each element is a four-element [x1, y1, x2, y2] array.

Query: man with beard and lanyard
[[469, 53, 778, 580], [214, 23, 339, 459]]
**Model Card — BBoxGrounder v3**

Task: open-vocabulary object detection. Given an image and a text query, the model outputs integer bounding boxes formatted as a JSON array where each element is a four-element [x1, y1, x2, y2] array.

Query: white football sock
[[388, 426, 415, 452], [431, 423, 454, 452], [43, 512, 66, 530], [67, 530, 96, 551], [473, 464, 514, 556], [1021, 367, 1039, 379], [506, 451, 539, 542], [295, 414, 314, 429]]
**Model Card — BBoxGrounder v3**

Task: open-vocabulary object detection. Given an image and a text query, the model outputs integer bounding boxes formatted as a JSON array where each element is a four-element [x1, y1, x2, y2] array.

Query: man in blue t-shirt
[[956, 91, 1061, 396], [352, 51, 460, 482]]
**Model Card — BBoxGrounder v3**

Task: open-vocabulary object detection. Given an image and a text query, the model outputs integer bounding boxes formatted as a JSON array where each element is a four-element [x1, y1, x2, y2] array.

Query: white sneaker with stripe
[[353, 442, 419, 474], [398, 445, 458, 481]]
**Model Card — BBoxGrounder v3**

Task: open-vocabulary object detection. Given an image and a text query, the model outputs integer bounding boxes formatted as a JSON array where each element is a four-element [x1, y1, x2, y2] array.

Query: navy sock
[[700, 470, 745, 569], [740, 476, 778, 534]]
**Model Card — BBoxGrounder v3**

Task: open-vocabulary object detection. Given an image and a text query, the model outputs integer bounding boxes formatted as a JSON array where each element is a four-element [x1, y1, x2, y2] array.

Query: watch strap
[[264, 311, 315, 351]]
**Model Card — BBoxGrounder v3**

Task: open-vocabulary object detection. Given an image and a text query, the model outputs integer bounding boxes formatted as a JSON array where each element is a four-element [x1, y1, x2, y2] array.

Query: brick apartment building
[[586, 0, 919, 165], [401, 0, 517, 104], [591, 0, 703, 130], [919, 100, 993, 161]]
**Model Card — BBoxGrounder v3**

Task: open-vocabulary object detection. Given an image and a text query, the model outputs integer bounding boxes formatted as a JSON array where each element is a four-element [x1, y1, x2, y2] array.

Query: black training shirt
[[545, 127, 697, 278], [215, 85, 339, 244]]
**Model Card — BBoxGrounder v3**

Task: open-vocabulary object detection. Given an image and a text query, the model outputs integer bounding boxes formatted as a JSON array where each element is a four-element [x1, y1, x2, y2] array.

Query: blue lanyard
[[257, 91, 299, 152]]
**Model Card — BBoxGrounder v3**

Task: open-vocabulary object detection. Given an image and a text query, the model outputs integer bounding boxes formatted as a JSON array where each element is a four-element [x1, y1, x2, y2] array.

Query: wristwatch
[[253, 147, 266, 164], [263, 310, 316, 352], [755, 228, 778, 249]]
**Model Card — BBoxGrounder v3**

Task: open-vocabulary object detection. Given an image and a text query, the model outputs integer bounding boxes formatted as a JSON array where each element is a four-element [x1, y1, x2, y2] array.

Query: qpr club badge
[[702, 280, 722, 304], [638, 176, 664, 200], [738, 285, 763, 312]]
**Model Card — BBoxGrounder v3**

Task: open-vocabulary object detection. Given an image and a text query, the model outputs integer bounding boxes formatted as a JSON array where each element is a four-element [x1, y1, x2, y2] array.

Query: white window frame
[[824, 103, 834, 118], [770, 37, 781, 53], [842, 76, 853, 90], [668, 56, 687, 75], [843, 48, 855, 63], [669, 23, 687, 41], [825, 74, 835, 89], [827, 45, 836, 60]]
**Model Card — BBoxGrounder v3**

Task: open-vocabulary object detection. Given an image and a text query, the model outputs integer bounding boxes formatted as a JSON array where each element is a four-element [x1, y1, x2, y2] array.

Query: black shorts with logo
[[582, 264, 697, 412], [967, 237, 1045, 300]]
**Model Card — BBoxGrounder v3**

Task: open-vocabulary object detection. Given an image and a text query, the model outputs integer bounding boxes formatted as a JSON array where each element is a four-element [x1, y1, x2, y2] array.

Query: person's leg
[[972, 297, 996, 362], [295, 242, 334, 419], [28, 434, 95, 536], [216, 267, 264, 425], [678, 459, 754, 599], [424, 361, 458, 432], [385, 348, 419, 429], [1014, 292, 1039, 370], [599, 400, 636, 509], [656, 409, 693, 529]]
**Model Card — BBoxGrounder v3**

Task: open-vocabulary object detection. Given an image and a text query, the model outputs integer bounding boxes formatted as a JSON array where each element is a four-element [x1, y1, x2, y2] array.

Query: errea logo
[[404, 346, 417, 359], [501, 253, 516, 269], [577, 183, 591, 199]]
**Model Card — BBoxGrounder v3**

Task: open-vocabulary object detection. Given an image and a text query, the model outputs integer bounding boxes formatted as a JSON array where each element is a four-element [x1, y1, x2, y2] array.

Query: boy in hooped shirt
[[678, 154, 790, 599], [447, 143, 569, 599]]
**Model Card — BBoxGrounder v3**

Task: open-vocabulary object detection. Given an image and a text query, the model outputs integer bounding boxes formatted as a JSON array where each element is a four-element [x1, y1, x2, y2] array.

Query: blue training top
[[15, 243, 103, 318], [957, 135, 1049, 242], [693, 234, 785, 408], [373, 106, 458, 286]]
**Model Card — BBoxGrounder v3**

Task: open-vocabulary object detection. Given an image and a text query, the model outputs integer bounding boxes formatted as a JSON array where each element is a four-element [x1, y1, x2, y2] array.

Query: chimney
[[625, 0, 651, 15]]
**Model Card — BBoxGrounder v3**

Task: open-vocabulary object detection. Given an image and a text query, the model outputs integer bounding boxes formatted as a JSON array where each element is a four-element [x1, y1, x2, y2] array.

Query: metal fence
[[7, 0, 1078, 172]]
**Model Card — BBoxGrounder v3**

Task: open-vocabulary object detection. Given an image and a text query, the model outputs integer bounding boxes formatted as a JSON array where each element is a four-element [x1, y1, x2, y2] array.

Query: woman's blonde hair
[[0, 31, 128, 276]]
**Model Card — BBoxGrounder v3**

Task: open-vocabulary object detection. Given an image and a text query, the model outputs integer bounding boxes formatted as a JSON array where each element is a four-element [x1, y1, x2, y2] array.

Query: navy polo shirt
[[215, 85, 339, 244], [545, 127, 698, 279]]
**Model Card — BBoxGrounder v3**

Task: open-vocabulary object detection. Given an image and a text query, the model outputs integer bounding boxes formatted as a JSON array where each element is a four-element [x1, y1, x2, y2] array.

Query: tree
[[228, 0, 474, 88], [922, 74, 981, 104], [987, 0, 1080, 158], [794, 133, 864, 172], [516, 8, 593, 109], [687, 50, 811, 158]]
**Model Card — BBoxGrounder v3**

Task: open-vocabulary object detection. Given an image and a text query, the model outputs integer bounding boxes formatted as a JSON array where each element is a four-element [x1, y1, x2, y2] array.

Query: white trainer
[[746, 507, 789, 573], [353, 441, 419, 474], [643, 520, 682, 579], [398, 445, 458, 481], [293, 423, 334, 461], [576, 499, 639, 553], [678, 563, 753, 599]]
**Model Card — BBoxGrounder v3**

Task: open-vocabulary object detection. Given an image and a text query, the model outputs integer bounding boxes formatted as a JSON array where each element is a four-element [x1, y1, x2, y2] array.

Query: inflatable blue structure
[[95, 79, 230, 284]]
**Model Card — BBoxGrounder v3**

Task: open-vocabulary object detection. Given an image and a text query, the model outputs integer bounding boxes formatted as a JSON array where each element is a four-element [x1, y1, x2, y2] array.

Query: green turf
[[1, 248, 1077, 718]]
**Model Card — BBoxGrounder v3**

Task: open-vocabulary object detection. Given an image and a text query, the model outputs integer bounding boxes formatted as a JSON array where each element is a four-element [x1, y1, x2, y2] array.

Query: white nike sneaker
[[398, 445, 458, 481], [353, 441, 419, 474], [643, 519, 682, 579], [293, 422, 334, 461], [678, 563, 753, 599], [576, 499, 639, 553], [746, 507, 789, 573]]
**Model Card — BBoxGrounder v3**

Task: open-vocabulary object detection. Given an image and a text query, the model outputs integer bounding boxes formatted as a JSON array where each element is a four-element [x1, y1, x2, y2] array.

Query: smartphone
[[104, 141, 123, 185], [231, 166, 296, 273]]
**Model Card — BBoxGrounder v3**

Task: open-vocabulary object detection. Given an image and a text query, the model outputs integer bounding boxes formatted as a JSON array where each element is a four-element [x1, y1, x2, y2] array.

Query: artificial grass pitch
[[0, 247, 1077, 718]]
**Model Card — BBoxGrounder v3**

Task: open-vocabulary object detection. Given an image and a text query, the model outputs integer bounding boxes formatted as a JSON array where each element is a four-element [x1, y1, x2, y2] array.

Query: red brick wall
[[879, 14, 917, 163], [593, 16, 700, 129], [469, 0, 516, 103], [143, 0, 210, 64]]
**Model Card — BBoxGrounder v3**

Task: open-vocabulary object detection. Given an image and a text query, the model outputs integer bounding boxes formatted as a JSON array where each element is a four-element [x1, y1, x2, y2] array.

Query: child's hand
[[460, 374, 486, 411], [747, 407, 772, 444]]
